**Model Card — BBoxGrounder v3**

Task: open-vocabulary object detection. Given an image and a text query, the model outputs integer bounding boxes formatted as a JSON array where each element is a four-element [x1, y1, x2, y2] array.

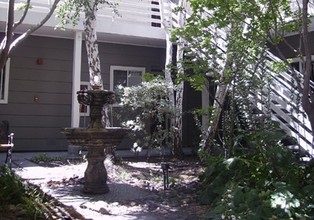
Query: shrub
[[117, 75, 176, 153], [199, 143, 314, 219], [0, 166, 47, 219]]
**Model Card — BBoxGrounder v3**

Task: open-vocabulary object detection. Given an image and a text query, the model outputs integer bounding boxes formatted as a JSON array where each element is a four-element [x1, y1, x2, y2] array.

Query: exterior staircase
[[255, 52, 314, 159], [164, 0, 314, 158]]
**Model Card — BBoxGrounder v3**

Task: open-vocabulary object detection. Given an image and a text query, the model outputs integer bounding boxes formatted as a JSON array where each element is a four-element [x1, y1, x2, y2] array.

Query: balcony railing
[[0, 0, 169, 41]]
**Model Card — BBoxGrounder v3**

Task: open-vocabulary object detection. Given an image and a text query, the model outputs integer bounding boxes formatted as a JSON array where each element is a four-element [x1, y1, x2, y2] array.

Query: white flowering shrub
[[117, 75, 176, 152]]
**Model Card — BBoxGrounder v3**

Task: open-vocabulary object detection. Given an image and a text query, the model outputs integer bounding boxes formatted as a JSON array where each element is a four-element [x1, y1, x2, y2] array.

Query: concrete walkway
[[0, 151, 166, 220]]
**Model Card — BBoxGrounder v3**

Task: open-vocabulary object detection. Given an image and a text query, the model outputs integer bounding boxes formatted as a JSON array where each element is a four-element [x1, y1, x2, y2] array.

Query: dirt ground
[[42, 155, 210, 219]]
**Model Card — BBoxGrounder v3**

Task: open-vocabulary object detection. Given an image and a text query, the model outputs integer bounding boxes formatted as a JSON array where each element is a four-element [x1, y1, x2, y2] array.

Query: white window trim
[[109, 66, 145, 126], [0, 58, 10, 104], [110, 65, 146, 91], [110, 65, 145, 107], [79, 81, 91, 116]]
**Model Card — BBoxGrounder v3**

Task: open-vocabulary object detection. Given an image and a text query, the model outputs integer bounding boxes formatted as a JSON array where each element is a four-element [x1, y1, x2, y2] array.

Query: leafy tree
[[159, 0, 187, 157], [173, 0, 291, 152], [269, 1, 314, 145], [300, 1, 314, 139], [0, 0, 60, 70], [170, 0, 314, 218]]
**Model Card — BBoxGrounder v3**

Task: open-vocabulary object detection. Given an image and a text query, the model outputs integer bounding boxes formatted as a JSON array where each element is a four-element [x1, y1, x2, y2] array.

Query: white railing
[[258, 53, 314, 158], [0, 0, 169, 39]]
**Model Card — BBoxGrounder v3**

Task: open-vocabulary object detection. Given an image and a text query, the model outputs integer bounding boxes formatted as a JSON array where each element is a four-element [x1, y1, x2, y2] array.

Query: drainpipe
[[71, 31, 83, 128]]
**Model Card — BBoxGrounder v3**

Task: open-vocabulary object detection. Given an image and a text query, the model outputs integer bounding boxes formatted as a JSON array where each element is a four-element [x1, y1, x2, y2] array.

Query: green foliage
[[56, 0, 84, 28], [15, 2, 32, 11], [142, 72, 158, 82], [117, 77, 176, 152], [199, 135, 314, 219], [0, 166, 48, 219], [171, 1, 314, 218], [30, 153, 65, 164], [172, 0, 297, 148]]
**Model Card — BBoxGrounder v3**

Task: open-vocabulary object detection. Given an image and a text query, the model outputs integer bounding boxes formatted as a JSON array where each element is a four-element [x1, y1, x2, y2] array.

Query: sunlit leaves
[[15, 2, 32, 11]]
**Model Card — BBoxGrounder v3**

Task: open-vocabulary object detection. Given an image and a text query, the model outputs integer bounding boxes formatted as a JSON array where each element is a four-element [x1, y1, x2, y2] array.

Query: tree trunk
[[301, 0, 314, 145], [172, 0, 186, 158], [173, 45, 184, 157], [160, 0, 179, 156], [0, 0, 60, 70], [84, 2, 103, 90], [0, 0, 14, 70], [200, 52, 232, 152]]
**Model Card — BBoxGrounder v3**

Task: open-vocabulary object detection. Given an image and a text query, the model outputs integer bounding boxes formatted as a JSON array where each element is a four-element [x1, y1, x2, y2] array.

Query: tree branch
[[301, 0, 312, 113], [0, 0, 15, 69], [12, 0, 31, 30], [8, 0, 61, 54]]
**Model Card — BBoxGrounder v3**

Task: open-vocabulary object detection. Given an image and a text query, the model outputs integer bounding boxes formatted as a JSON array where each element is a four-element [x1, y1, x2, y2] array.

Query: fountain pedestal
[[84, 145, 109, 193], [62, 89, 129, 194]]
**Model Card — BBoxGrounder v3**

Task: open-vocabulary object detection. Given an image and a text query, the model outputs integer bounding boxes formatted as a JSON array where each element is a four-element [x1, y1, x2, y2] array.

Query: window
[[79, 81, 90, 116], [110, 66, 145, 91], [110, 66, 145, 126], [0, 59, 10, 104]]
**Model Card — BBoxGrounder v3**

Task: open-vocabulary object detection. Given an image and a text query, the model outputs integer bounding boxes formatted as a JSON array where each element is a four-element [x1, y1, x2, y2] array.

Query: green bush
[[199, 146, 314, 219], [117, 75, 175, 152], [0, 166, 47, 219]]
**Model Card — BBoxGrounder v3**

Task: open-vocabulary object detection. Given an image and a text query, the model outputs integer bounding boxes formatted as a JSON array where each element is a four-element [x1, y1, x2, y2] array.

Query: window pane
[[128, 71, 142, 86], [113, 70, 127, 88]]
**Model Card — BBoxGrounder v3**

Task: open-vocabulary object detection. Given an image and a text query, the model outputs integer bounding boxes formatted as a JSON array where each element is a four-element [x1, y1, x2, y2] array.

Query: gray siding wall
[[80, 41, 166, 150], [80, 42, 166, 89], [0, 35, 73, 151], [0, 34, 165, 151]]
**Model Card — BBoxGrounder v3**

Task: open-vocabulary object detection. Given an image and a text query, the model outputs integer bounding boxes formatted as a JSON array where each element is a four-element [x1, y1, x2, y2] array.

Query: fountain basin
[[62, 127, 130, 148], [62, 127, 130, 194]]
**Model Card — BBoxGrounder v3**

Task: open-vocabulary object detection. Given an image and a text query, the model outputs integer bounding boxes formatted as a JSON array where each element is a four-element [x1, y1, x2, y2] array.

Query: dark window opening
[[0, 65, 6, 100]]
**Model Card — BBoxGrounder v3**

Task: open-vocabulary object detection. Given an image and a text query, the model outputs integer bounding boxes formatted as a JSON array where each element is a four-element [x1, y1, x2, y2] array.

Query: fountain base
[[62, 127, 129, 194]]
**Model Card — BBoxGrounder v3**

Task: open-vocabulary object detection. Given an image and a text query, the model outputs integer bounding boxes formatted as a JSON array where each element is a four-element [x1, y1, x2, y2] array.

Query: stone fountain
[[62, 88, 129, 194]]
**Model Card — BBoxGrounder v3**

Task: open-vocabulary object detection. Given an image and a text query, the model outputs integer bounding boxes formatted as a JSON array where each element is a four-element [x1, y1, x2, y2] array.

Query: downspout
[[71, 31, 83, 128]]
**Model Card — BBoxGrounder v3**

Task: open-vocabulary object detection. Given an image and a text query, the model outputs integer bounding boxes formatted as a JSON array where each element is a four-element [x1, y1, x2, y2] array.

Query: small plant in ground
[[118, 170, 131, 181], [31, 153, 67, 165]]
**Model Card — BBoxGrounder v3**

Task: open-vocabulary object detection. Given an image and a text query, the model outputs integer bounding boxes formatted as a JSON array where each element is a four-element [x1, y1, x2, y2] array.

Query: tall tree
[[0, 0, 60, 70], [159, 0, 187, 157], [174, 0, 292, 152]]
